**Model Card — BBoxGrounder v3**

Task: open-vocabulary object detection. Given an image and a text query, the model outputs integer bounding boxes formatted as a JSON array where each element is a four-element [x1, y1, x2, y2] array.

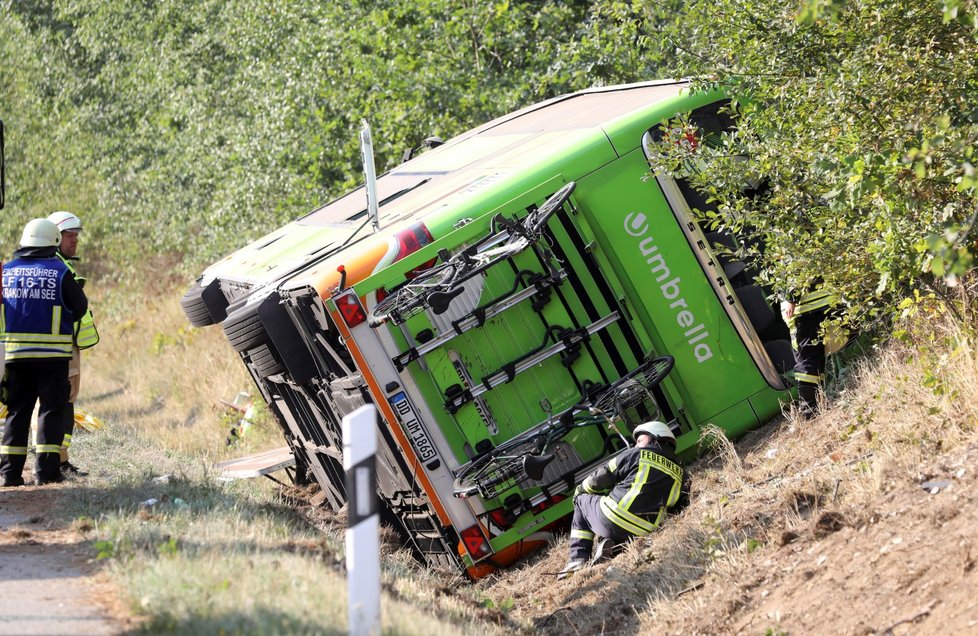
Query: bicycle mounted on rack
[[368, 182, 576, 328], [453, 355, 675, 505]]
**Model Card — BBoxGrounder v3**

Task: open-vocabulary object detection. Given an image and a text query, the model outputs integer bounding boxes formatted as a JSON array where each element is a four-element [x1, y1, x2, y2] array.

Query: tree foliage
[[644, 0, 978, 329], [3, 0, 977, 334], [0, 0, 664, 273]]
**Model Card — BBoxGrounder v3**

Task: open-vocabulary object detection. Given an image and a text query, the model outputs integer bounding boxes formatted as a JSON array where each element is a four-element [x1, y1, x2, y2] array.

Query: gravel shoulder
[[0, 482, 133, 636]]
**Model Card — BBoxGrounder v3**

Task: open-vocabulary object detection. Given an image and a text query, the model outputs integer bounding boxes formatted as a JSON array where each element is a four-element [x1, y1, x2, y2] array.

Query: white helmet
[[47, 210, 83, 233], [632, 421, 675, 444], [20, 218, 62, 248]]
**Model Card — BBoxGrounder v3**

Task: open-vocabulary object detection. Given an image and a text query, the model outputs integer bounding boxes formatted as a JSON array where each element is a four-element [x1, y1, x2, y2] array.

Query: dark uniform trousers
[[569, 494, 631, 561], [0, 359, 70, 481], [793, 307, 829, 414]]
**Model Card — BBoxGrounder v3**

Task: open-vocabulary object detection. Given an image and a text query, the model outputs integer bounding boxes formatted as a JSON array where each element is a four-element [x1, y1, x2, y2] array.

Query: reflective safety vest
[[581, 445, 686, 537], [57, 254, 99, 350], [795, 286, 837, 315], [0, 257, 75, 360]]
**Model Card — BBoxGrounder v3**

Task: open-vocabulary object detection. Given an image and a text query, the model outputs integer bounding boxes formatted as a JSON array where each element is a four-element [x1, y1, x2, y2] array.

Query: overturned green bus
[[183, 80, 793, 576]]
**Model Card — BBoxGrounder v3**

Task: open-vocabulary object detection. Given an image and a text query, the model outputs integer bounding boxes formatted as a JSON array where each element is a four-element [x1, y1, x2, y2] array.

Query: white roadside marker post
[[343, 404, 381, 636]]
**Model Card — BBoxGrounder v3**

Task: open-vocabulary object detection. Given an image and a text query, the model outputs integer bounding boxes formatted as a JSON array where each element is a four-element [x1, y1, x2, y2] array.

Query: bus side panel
[[675, 399, 760, 459], [748, 388, 790, 428], [576, 153, 771, 429]]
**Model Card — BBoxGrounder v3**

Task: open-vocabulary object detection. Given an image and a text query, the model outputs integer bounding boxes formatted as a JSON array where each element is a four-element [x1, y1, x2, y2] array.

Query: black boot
[[61, 461, 88, 478], [798, 383, 820, 419], [2, 474, 25, 487], [35, 451, 65, 485]]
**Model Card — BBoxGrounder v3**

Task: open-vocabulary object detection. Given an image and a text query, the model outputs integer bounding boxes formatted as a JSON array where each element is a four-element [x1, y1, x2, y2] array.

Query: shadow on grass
[[81, 385, 128, 404]]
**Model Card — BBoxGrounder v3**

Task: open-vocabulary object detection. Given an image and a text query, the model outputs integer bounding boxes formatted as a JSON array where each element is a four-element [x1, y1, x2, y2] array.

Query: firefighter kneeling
[[558, 421, 690, 579]]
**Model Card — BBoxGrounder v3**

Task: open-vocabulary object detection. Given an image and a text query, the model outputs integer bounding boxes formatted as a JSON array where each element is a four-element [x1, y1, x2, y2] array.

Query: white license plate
[[388, 392, 438, 463]]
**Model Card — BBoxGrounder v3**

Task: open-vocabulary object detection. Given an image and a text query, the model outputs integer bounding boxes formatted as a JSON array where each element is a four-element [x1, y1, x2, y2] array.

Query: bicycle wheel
[[523, 181, 576, 236], [453, 426, 553, 498], [368, 261, 458, 327], [453, 454, 513, 499], [588, 355, 675, 421]]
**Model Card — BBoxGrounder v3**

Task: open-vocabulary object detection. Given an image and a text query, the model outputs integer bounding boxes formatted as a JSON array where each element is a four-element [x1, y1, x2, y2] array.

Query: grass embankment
[[65, 282, 978, 634]]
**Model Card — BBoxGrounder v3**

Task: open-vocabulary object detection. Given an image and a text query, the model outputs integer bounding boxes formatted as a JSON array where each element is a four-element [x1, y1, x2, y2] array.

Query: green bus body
[[184, 80, 793, 575]]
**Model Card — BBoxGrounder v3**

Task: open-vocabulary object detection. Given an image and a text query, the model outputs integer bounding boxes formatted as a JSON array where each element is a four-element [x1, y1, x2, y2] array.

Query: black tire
[[250, 343, 284, 378], [180, 282, 214, 327], [180, 278, 229, 327], [181, 280, 214, 327], [223, 304, 268, 353], [525, 181, 576, 235]]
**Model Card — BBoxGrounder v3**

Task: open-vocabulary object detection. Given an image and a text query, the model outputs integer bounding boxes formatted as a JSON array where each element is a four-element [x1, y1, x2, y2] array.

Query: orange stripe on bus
[[330, 306, 452, 527]]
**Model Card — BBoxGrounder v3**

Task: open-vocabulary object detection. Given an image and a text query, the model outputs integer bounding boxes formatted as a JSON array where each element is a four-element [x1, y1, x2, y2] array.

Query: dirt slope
[[473, 416, 978, 635], [657, 441, 978, 635]]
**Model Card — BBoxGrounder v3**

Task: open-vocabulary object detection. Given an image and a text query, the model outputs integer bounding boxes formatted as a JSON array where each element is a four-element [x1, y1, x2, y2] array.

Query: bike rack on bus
[[391, 268, 568, 372], [443, 312, 621, 413]]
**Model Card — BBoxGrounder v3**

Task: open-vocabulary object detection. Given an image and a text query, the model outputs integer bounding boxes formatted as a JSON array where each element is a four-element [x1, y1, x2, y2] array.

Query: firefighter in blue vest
[[786, 281, 837, 418], [0, 218, 88, 486], [558, 421, 690, 579], [48, 211, 99, 476]]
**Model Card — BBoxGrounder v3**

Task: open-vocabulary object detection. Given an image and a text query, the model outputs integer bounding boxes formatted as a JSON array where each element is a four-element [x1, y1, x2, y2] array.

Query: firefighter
[[47, 211, 99, 476], [557, 421, 690, 579], [0, 219, 87, 486], [786, 281, 837, 418]]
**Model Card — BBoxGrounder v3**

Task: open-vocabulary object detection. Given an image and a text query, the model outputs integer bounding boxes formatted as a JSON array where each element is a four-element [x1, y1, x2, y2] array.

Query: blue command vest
[[1, 256, 74, 360]]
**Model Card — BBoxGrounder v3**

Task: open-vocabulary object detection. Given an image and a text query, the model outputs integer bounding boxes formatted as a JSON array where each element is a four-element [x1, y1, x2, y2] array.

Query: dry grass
[[83, 281, 277, 457], [64, 279, 978, 634]]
